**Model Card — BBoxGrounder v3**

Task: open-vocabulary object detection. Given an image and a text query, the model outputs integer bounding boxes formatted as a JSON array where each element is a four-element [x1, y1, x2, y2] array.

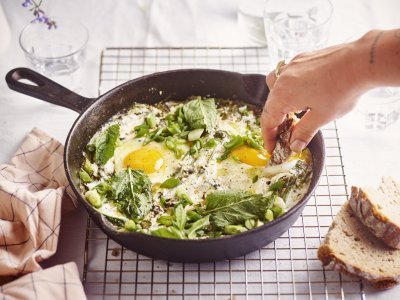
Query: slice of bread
[[318, 202, 400, 289], [268, 113, 298, 166], [349, 177, 400, 249]]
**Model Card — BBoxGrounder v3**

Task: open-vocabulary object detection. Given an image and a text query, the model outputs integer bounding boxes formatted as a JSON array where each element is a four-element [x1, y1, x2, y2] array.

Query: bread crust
[[318, 202, 400, 290], [349, 185, 400, 249], [268, 113, 298, 166]]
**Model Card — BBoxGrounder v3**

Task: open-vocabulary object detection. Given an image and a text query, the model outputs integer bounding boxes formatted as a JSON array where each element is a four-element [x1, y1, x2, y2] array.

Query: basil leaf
[[110, 168, 153, 219], [186, 215, 210, 239], [160, 177, 181, 189], [205, 190, 273, 228], [182, 98, 217, 132], [173, 204, 186, 231], [94, 124, 120, 165], [151, 227, 185, 239]]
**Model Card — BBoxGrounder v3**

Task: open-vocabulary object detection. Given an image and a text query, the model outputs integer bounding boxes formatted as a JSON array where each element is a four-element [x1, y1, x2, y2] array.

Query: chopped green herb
[[145, 114, 157, 128], [188, 128, 204, 141], [218, 135, 244, 161], [160, 178, 181, 189]]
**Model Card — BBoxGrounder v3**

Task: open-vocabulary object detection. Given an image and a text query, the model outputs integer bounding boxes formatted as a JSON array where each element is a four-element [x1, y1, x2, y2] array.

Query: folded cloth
[[0, 262, 85, 299], [0, 127, 78, 275]]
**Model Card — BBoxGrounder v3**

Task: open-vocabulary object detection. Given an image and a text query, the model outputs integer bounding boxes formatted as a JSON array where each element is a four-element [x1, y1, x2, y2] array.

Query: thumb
[[290, 111, 325, 152]]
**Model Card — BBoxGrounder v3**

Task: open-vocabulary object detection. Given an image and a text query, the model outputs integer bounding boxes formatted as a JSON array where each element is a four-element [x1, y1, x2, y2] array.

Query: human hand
[[260, 41, 370, 154]]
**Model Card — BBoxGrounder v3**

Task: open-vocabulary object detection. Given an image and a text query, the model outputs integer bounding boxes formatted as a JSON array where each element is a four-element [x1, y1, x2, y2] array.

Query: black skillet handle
[[5, 68, 95, 114]]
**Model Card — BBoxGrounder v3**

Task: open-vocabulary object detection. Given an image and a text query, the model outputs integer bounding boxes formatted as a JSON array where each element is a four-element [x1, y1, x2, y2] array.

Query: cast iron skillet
[[6, 67, 325, 262]]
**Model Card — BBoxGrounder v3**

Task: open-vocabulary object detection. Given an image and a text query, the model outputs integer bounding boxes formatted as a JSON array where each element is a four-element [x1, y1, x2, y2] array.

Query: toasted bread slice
[[349, 177, 400, 249], [318, 202, 400, 289], [268, 112, 298, 166]]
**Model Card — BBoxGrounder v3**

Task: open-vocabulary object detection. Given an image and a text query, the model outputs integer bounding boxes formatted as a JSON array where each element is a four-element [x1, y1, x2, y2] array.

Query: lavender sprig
[[21, 0, 57, 29]]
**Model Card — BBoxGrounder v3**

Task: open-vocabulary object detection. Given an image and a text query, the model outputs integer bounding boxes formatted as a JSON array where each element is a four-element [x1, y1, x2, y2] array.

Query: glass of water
[[264, 0, 333, 64], [357, 87, 400, 130], [19, 17, 88, 89]]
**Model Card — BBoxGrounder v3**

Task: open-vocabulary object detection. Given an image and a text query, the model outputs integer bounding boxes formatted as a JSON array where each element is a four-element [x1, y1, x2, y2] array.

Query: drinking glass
[[357, 87, 400, 130], [264, 0, 333, 64], [19, 17, 88, 90]]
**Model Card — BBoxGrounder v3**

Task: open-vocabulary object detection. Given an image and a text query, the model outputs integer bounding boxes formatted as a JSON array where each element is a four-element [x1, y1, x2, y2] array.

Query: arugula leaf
[[173, 204, 186, 231], [94, 124, 120, 165], [186, 215, 210, 239], [160, 177, 181, 189], [110, 168, 153, 219], [182, 98, 217, 133], [205, 190, 273, 228]]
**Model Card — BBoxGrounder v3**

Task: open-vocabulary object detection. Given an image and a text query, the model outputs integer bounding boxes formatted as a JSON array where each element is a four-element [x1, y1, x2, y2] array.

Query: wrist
[[350, 30, 381, 91]]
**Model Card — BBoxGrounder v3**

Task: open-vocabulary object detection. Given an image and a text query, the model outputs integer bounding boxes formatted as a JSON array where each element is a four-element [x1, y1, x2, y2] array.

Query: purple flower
[[21, 0, 56, 29]]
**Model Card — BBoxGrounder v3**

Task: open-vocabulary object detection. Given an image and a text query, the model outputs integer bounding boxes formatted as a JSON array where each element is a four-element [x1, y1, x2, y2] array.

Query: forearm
[[353, 29, 400, 88]]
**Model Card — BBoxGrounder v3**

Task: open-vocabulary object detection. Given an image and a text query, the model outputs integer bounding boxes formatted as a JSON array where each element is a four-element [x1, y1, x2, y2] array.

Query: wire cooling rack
[[82, 47, 365, 299]]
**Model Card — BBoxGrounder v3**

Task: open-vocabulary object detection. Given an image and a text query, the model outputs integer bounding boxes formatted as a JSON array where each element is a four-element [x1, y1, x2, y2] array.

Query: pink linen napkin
[[0, 127, 85, 299]]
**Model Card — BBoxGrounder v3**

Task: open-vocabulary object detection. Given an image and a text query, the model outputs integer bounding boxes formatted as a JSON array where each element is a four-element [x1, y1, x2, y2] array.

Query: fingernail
[[290, 140, 306, 153]]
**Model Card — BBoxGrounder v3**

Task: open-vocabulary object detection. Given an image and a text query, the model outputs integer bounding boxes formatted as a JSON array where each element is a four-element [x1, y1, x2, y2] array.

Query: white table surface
[[1, 0, 400, 298]]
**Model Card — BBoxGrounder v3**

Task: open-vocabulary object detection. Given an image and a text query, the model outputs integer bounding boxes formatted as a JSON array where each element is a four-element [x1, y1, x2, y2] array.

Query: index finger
[[260, 97, 288, 154]]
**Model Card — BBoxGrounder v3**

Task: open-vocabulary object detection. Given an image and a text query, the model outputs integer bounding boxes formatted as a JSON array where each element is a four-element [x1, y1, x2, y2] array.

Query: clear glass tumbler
[[264, 0, 333, 64], [357, 87, 400, 130], [19, 17, 88, 89]]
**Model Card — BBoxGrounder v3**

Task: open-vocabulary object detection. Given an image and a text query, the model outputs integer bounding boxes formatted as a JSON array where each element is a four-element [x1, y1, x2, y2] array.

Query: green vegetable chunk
[[218, 135, 244, 161], [83, 158, 94, 175], [182, 98, 217, 132], [157, 215, 173, 226], [224, 225, 247, 235], [160, 177, 181, 189], [110, 168, 153, 219], [124, 220, 136, 231], [187, 128, 204, 141], [85, 190, 102, 208], [79, 169, 92, 183], [265, 209, 274, 222], [94, 124, 120, 165], [205, 190, 273, 228]]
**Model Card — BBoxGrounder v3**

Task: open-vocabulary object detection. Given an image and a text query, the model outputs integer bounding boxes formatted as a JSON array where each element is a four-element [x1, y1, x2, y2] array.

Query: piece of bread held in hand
[[349, 177, 400, 249], [318, 202, 400, 289], [267, 112, 299, 166]]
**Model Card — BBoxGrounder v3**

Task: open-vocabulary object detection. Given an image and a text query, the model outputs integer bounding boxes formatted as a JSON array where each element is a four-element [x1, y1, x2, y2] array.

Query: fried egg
[[114, 140, 177, 183]]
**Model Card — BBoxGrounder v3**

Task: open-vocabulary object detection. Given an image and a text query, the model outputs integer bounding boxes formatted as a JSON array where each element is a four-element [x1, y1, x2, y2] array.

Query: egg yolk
[[230, 145, 270, 167], [123, 147, 164, 174]]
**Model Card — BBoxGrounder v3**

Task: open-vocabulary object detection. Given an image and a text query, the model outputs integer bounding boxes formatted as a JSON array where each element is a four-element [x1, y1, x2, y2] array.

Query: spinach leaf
[[94, 124, 120, 165], [186, 215, 210, 239], [182, 98, 217, 133], [110, 168, 153, 219], [205, 190, 273, 228]]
